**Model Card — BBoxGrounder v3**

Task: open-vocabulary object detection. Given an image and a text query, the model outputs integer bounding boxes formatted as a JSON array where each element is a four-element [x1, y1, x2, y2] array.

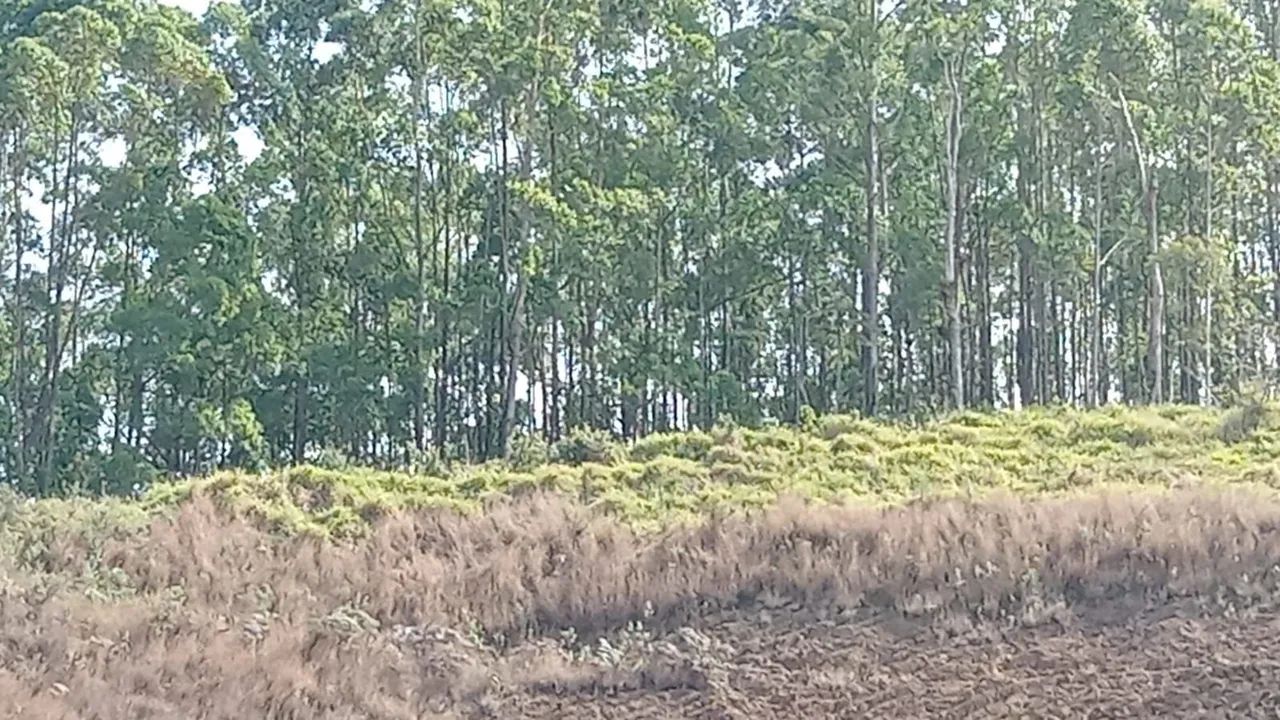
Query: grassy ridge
[[8, 404, 1280, 542], [13, 483, 1280, 718], [7, 404, 1280, 717]]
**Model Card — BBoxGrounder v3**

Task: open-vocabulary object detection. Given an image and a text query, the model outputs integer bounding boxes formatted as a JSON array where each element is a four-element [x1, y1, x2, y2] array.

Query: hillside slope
[[5, 406, 1280, 718], [37, 403, 1280, 537]]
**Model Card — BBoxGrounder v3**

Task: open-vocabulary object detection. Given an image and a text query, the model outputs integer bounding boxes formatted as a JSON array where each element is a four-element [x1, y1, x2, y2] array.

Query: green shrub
[[629, 430, 713, 462], [508, 431, 550, 470], [98, 449, 161, 496], [631, 457, 707, 494], [1219, 400, 1268, 444], [831, 433, 877, 454], [551, 427, 623, 465], [14, 404, 1280, 543], [816, 414, 868, 439], [706, 444, 751, 466], [0, 483, 19, 526]]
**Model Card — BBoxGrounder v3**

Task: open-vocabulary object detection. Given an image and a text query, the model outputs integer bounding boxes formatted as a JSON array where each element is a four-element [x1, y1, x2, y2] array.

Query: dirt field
[[508, 608, 1280, 718], [6, 487, 1280, 718]]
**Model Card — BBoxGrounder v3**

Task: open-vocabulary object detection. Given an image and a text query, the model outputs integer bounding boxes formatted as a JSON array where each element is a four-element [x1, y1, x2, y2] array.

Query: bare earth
[[509, 609, 1280, 719]]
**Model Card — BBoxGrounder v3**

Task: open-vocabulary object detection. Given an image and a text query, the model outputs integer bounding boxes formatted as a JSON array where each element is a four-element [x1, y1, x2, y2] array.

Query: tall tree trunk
[[500, 41, 543, 457], [411, 63, 428, 453], [34, 117, 80, 492], [1269, 174, 1280, 336], [976, 188, 993, 406], [1202, 79, 1215, 404], [499, 273, 528, 457], [1117, 85, 1164, 403], [860, 1, 880, 416], [1088, 143, 1114, 407], [290, 120, 311, 465], [434, 90, 456, 454], [1147, 178, 1165, 403], [7, 131, 26, 486], [942, 57, 964, 410], [1015, 127, 1036, 406], [1090, 162, 1102, 406], [861, 96, 880, 416], [547, 110, 563, 441]]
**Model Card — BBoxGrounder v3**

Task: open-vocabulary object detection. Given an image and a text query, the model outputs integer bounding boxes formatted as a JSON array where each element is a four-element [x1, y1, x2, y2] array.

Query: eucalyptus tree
[[5, 0, 1280, 493]]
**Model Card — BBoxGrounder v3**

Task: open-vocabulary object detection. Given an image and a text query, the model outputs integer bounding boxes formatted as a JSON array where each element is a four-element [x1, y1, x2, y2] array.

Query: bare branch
[[1099, 236, 1128, 269], [1113, 79, 1149, 193]]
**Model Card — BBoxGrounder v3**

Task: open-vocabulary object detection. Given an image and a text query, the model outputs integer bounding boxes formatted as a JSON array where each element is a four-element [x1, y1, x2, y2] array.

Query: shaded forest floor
[[8, 474, 1280, 716]]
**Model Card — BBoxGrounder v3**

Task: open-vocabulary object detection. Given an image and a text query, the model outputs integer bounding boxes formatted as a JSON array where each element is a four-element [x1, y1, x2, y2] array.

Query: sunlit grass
[[5, 404, 1279, 540]]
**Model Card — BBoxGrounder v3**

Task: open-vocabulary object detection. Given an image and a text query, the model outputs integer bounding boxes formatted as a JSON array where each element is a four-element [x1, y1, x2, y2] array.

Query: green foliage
[[629, 431, 714, 462], [551, 427, 623, 465], [313, 447, 358, 471], [9, 406, 1280, 541], [5, 0, 1280, 495], [187, 466, 470, 538], [0, 488, 151, 591], [507, 432, 550, 470], [1219, 400, 1268, 445], [98, 448, 162, 495]]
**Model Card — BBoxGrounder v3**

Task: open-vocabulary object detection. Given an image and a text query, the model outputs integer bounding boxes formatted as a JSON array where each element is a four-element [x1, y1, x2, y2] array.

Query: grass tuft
[[8, 405, 1280, 541]]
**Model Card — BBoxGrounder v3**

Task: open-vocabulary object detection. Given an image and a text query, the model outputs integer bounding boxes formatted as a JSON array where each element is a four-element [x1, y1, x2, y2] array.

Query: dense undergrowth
[[8, 486, 1280, 718], [6, 404, 1280, 543], [6, 405, 1280, 717]]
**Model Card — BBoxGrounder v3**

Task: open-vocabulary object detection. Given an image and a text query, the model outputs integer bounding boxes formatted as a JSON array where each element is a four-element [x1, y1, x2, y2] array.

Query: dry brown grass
[[6, 486, 1280, 718]]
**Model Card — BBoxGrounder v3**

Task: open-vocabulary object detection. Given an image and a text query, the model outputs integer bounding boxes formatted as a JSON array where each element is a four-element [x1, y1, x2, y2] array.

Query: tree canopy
[[4, 0, 1280, 494]]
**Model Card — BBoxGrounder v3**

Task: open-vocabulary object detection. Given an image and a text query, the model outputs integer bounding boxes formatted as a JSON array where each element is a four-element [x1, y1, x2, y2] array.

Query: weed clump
[[508, 432, 551, 470], [629, 430, 714, 462], [1218, 400, 1268, 444], [552, 427, 623, 465]]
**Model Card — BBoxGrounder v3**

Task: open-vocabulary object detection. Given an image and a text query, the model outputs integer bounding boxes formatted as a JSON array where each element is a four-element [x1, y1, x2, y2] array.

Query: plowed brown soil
[[7, 487, 1280, 718], [509, 609, 1280, 718]]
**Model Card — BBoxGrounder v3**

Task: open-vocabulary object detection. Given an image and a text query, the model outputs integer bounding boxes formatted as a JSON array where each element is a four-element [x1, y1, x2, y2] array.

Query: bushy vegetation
[[9, 405, 1280, 540], [9, 0, 1280, 504], [6, 405, 1280, 717], [8, 484, 1280, 718]]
